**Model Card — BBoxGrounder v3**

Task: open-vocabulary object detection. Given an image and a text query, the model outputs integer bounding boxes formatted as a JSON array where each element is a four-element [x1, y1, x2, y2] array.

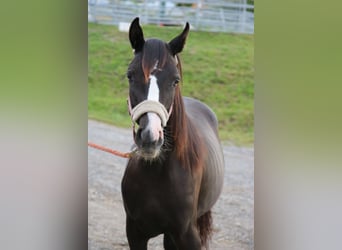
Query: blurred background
[[88, 0, 254, 34]]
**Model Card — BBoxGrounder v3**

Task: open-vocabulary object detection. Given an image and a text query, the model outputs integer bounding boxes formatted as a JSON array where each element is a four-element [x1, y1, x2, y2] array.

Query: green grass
[[88, 22, 254, 146]]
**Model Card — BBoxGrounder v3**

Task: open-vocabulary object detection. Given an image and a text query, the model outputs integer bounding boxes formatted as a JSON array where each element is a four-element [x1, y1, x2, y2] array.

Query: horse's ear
[[129, 17, 145, 53], [168, 22, 190, 55]]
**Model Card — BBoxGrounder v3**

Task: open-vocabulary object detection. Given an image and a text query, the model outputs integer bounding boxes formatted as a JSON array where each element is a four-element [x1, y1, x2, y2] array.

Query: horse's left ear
[[129, 17, 145, 53], [168, 22, 190, 55]]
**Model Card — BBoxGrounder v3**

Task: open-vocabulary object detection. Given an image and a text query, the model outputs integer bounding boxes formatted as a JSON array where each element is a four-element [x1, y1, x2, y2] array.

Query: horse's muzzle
[[135, 113, 164, 159]]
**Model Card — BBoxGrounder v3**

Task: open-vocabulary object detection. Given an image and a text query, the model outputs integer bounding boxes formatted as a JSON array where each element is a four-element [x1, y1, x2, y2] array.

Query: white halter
[[127, 97, 173, 127]]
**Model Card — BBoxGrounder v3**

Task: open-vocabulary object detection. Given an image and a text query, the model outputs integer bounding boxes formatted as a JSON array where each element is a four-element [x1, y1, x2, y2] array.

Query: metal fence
[[88, 0, 254, 34]]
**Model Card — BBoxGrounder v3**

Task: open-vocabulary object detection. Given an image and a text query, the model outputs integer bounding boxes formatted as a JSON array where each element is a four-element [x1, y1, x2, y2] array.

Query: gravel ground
[[88, 119, 254, 250]]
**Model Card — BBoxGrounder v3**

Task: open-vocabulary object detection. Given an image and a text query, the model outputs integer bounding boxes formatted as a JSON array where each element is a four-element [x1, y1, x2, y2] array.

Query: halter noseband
[[128, 98, 172, 127], [127, 97, 173, 136]]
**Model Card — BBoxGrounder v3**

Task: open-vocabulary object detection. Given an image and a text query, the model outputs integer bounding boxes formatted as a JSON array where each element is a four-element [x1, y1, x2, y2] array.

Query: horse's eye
[[173, 78, 180, 87]]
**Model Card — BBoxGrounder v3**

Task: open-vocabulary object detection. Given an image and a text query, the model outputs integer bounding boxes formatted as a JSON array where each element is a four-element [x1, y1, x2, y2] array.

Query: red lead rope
[[88, 142, 133, 158]]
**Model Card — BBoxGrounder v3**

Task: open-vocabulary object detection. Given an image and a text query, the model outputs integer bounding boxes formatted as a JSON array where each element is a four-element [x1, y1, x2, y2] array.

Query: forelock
[[142, 39, 169, 82]]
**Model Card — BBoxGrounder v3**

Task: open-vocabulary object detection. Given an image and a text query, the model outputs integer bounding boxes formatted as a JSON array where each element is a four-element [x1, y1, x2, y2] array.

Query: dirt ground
[[88, 119, 254, 249]]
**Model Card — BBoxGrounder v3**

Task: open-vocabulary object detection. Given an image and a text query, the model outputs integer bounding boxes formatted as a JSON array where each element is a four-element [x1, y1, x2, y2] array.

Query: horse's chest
[[121, 164, 194, 228]]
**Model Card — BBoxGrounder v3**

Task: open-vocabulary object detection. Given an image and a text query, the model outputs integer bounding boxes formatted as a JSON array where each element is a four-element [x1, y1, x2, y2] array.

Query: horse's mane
[[169, 56, 205, 171], [141, 39, 205, 171]]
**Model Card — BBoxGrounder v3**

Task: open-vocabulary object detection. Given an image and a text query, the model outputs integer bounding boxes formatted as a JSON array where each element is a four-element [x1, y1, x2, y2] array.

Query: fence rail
[[88, 0, 254, 34]]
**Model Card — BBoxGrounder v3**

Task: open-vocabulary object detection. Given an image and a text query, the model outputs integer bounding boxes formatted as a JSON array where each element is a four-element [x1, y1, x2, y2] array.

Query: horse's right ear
[[129, 17, 145, 53], [168, 22, 190, 55]]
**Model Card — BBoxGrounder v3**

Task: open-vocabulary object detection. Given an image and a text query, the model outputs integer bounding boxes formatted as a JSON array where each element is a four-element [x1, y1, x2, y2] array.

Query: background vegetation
[[88, 22, 254, 145]]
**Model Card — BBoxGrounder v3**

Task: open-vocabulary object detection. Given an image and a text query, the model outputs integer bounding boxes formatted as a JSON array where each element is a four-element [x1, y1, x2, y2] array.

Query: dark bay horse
[[121, 17, 224, 250]]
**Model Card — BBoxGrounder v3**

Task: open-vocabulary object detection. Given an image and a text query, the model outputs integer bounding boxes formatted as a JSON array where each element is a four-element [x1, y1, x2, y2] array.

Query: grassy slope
[[88, 22, 254, 145]]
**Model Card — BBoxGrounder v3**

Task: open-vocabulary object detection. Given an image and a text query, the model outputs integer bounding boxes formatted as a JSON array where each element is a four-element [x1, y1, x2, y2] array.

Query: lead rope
[[87, 98, 137, 158], [88, 142, 136, 158]]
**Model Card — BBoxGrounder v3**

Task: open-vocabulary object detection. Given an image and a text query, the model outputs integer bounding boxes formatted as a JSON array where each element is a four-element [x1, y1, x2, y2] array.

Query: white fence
[[88, 0, 254, 34]]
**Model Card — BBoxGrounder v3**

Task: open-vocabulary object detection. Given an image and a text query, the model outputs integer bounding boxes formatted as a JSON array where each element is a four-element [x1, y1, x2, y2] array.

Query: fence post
[[240, 0, 247, 33], [195, 0, 202, 30]]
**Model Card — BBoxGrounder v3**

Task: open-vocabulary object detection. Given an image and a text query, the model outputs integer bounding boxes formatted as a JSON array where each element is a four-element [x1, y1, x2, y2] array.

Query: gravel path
[[88, 119, 254, 249]]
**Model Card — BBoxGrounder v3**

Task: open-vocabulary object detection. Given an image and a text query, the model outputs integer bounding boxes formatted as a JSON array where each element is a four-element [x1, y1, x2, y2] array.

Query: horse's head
[[127, 17, 189, 160]]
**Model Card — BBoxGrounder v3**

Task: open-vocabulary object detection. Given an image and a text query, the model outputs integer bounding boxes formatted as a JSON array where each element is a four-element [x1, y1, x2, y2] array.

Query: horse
[[121, 17, 224, 250]]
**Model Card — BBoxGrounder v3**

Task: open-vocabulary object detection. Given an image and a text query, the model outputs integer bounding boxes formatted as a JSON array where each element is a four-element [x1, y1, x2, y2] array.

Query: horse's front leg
[[173, 225, 202, 250], [126, 216, 148, 250]]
